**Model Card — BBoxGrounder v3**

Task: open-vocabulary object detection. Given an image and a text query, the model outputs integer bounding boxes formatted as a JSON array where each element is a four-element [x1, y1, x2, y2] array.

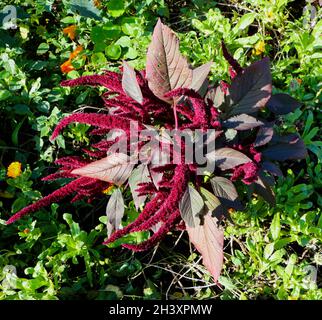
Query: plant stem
[[173, 102, 178, 129]]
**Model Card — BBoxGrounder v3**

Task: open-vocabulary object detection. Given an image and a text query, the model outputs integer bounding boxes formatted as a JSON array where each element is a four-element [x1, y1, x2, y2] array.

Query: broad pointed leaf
[[200, 187, 224, 217], [253, 174, 275, 205], [207, 147, 252, 170], [146, 18, 193, 103], [191, 62, 212, 95], [262, 161, 283, 177], [254, 122, 274, 147], [223, 114, 263, 130], [230, 57, 272, 115], [179, 185, 204, 228], [122, 61, 143, 104], [186, 213, 224, 282], [267, 93, 301, 115], [106, 188, 124, 236], [210, 176, 243, 210], [262, 138, 307, 161], [128, 164, 151, 210], [71, 153, 134, 186]]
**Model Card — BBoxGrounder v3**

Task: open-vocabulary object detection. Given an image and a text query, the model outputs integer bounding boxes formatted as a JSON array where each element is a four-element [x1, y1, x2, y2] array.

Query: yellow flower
[[63, 25, 77, 41], [253, 40, 265, 56], [7, 162, 22, 178], [266, 9, 274, 20]]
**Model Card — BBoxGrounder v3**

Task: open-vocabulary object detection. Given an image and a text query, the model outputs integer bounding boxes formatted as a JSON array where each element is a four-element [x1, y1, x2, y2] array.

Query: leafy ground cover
[[0, 0, 321, 300]]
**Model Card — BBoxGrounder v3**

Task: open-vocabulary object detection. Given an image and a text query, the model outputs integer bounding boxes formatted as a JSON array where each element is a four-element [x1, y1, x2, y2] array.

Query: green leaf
[[91, 24, 121, 44], [70, 0, 101, 20], [233, 13, 256, 33], [270, 212, 281, 241], [37, 43, 49, 55], [107, 0, 125, 18], [210, 176, 243, 210], [179, 185, 204, 227], [91, 52, 107, 66], [105, 44, 122, 60], [0, 90, 11, 101]]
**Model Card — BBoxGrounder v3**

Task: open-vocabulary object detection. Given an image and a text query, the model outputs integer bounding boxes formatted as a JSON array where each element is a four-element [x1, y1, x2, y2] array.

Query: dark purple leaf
[[122, 61, 143, 104], [146, 18, 192, 104], [254, 122, 274, 147], [179, 185, 205, 228], [262, 138, 307, 161], [221, 41, 243, 74], [230, 57, 272, 115], [210, 177, 243, 210], [262, 161, 283, 177], [253, 174, 275, 206], [223, 114, 263, 130], [267, 93, 301, 115], [271, 133, 300, 144], [207, 147, 252, 170]]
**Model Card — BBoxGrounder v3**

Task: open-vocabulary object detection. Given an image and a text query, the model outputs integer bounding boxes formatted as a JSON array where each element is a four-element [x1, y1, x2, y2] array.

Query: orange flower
[[63, 25, 77, 41], [60, 59, 74, 73], [93, 0, 101, 7], [60, 46, 83, 74], [70, 45, 83, 59], [296, 78, 302, 85], [7, 162, 22, 178]]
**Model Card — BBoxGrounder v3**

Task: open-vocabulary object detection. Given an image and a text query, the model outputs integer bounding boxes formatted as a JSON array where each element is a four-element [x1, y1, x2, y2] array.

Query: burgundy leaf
[[122, 61, 143, 104], [262, 138, 307, 161], [262, 161, 283, 177], [223, 114, 263, 130], [230, 57, 272, 115], [186, 213, 224, 282], [267, 93, 301, 115], [146, 18, 193, 103], [106, 188, 124, 237], [253, 174, 275, 206], [71, 153, 135, 186], [191, 62, 213, 95], [221, 41, 243, 74], [207, 147, 252, 170], [254, 122, 274, 147]]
